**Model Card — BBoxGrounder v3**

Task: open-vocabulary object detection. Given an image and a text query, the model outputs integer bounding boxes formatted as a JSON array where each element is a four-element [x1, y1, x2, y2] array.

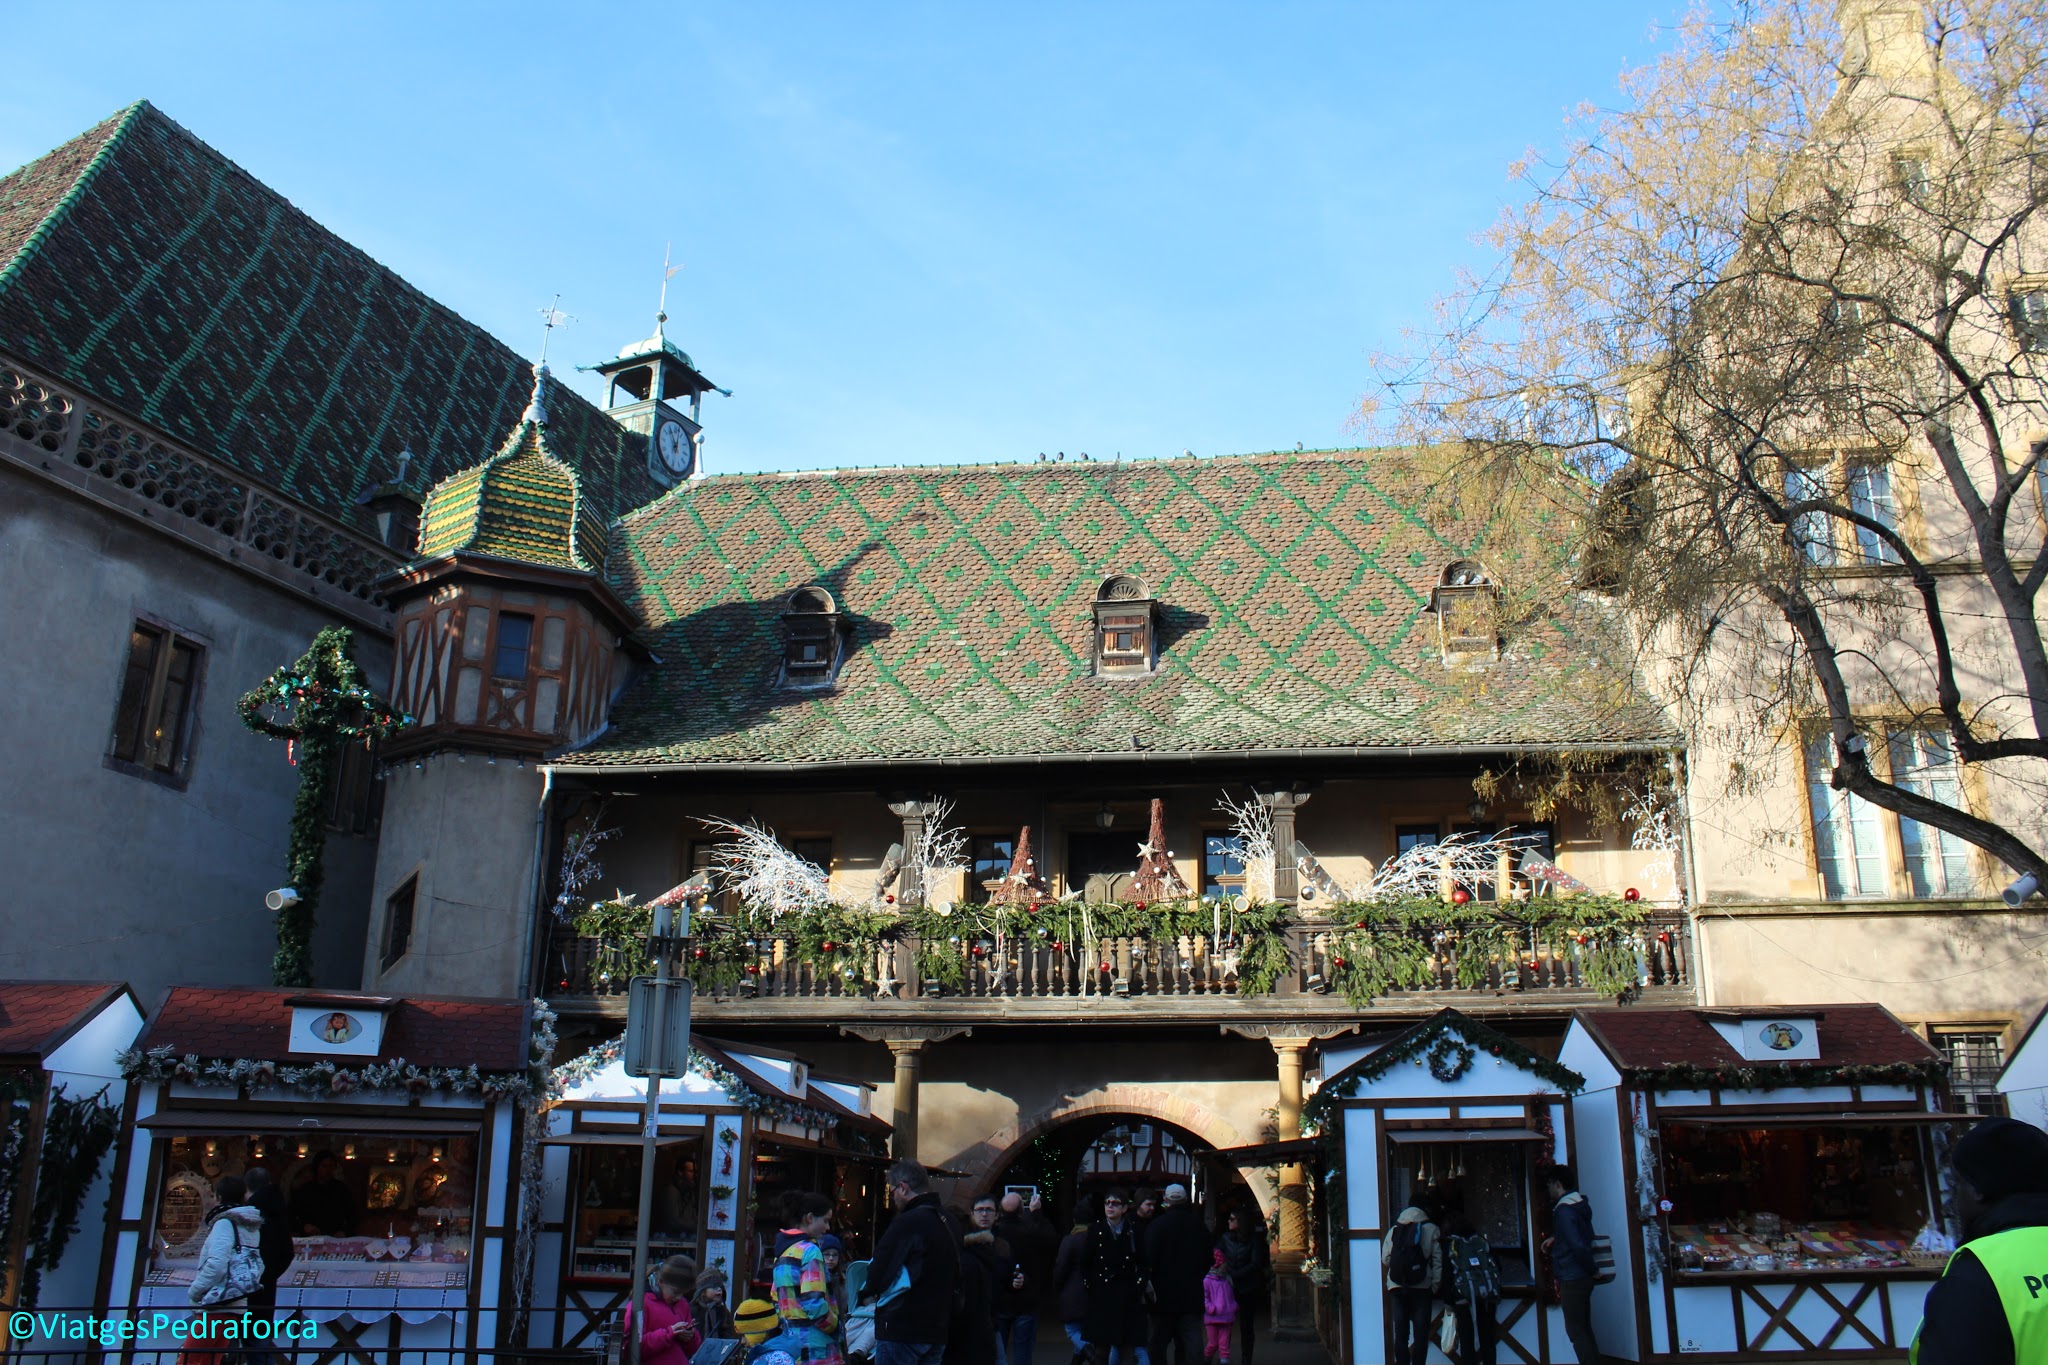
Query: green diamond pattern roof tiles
[[573, 451, 1676, 768], [416, 415, 607, 570], [0, 102, 662, 532]]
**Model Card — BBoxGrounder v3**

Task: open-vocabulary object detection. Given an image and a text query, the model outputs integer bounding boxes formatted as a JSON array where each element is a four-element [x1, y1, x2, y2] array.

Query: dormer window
[[782, 586, 846, 688], [2010, 286, 2048, 352], [1093, 575, 1158, 676], [1430, 560, 1501, 664]]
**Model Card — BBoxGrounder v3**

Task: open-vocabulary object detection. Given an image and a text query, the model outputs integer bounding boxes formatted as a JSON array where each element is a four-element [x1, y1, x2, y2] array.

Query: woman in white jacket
[[182, 1174, 265, 1365]]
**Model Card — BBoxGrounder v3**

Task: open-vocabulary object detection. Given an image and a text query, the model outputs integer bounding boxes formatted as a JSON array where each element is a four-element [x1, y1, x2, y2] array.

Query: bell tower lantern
[[586, 312, 725, 487]]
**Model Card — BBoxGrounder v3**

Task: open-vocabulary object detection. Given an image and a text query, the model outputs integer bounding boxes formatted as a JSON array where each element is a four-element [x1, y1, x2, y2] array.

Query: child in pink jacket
[[1203, 1248, 1240, 1365]]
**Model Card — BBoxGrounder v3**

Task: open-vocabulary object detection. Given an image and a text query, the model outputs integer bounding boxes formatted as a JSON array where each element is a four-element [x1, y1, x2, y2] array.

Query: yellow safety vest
[[1909, 1225, 2048, 1364]]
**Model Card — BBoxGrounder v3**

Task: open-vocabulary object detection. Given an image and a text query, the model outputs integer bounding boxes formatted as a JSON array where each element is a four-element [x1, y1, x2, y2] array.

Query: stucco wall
[[0, 467, 383, 993]]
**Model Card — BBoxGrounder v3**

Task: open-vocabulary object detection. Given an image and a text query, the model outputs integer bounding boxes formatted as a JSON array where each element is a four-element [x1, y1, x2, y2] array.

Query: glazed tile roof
[[0, 102, 662, 531], [415, 374, 607, 571], [1574, 1006, 1943, 1073], [570, 451, 1677, 768], [0, 981, 130, 1060], [139, 987, 532, 1072]]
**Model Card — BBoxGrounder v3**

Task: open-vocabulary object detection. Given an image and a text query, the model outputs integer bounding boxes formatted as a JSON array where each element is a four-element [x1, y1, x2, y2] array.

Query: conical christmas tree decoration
[[988, 825, 1048, 904], [1130, 798, 1190, 900]]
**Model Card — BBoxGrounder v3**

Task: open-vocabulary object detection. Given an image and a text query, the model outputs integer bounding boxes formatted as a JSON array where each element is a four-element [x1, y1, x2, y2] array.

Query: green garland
[[1623, 1059, 1948, 1094], [1303, 1012, 1586, 1135], [1426, 1036, 1476, 1083], [546, 1036, 850, 1132], [19, 1086, 119, 1310], [237, 626, 410, 986], [565, 893, 1652, 1002], [0, 1069, 32, 1271]]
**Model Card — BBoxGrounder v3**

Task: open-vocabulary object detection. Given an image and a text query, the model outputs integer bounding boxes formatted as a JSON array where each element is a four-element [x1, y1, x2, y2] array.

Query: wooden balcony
[[540, 910, 1694, 1024]]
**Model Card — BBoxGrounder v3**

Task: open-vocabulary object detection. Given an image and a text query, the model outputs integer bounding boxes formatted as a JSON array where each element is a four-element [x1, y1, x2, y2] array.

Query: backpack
[[191, 1217, 263, 1307], [1449, 1233, 1500, 1305], [1387, 1220, 1429, 1288]]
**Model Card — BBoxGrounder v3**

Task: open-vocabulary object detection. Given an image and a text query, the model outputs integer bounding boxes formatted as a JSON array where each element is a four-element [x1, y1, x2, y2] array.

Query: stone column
[[887, 1040, 924, 1162], [887, 797, 941, 907], [1256, 789, 1312, 903], [1270, 1036, 1316, 1340], [842, 1025, 972, 1165]]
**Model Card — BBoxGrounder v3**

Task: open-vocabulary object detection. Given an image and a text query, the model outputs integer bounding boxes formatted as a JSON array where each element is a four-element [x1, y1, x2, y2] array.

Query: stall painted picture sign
[[289, 1005, 388, 1057], [1744, 1018, 1821, 1061]]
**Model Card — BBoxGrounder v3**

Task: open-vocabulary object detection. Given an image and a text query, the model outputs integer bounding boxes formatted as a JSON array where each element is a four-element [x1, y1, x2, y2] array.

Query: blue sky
[[4, 2, 1672, 475]]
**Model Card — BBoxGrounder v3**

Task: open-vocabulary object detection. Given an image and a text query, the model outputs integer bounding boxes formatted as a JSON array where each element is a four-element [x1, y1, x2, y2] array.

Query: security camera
[[2003, 872, 2042, 908], [265, 887, 302, 912]]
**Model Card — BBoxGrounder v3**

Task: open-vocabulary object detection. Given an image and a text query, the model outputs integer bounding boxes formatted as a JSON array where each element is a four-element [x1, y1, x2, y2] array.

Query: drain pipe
[[520, 765, 557, 999], [1667, 748, 1708, 1001]]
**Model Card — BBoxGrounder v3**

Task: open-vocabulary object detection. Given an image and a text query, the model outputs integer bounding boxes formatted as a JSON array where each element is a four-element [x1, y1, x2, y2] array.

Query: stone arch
[[953, 1085, 1273, 1216]]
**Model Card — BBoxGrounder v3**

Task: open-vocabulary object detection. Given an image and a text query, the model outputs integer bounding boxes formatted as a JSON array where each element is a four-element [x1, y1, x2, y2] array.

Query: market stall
[[108, 987, 544, 1361], [1995, 1004, 2048, 1130], [526, 1032, 886, 1354], [1560, 1005, 1961, 1361], [0, 982, 144, 1354], [1307, 1007, 1587, 1365]]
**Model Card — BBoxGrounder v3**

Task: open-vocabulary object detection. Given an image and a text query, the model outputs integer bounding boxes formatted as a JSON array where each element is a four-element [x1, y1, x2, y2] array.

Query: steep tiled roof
[[0, 102, 661, 531], [0, 981, 129, 1059], [416, 373, 607, 570], [139, 987, 531, 1072], [1575, 1006, 1943, 1073], [570, 451, 1676, 767]]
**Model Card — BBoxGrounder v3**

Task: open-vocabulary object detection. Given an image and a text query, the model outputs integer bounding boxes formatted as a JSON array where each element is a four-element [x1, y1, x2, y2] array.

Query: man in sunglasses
[[1082, 1189, 1149, 1365]]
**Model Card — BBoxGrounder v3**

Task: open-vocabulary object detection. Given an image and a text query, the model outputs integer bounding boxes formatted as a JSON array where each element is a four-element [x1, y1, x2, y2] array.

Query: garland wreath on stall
[[1426, 1036, 1476, 1084], [545, 1035, 853, 1134], [0, 1073, 121, 1312], [1303, 1015, 1586, 1139], [237, 626, 412, 987], [1623, 1058, 1949, 1094]]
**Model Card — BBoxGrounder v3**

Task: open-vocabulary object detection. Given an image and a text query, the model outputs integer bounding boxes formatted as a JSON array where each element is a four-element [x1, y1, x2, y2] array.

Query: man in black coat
[[1082, 1188, 1148, 1365], [1910, 1116, 2048, 1365], [243, 1166, 294, 1313], [1142, 1185, 1209, 1365], [867, 1159, 960, 1365]]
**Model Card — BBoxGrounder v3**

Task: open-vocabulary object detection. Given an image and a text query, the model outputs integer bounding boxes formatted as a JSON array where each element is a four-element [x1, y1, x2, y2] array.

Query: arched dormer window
[[781, 586, 847, 688], [1430, 560, 1501, 664], [1093, 574, 1158, 676]]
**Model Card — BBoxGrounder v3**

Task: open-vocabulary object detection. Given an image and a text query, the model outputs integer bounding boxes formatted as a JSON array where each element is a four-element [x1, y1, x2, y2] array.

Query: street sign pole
[[625, 894, 689, 1365]]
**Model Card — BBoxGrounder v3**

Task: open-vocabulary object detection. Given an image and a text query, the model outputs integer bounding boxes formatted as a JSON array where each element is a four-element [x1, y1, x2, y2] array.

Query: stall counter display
[[145, 1132, 479, 1290], [567, 1141, 704, 1282]]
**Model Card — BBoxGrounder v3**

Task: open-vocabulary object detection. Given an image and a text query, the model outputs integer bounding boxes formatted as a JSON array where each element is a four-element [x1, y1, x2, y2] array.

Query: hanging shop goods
[[1559, 1006, 1968, 1361], [237, 626, 412, 988], [1303, 1008, 1584, 1365], [527, 1034, 886, 1352], [0, 984, 144, 1355], [110, 989, 548, 1360]]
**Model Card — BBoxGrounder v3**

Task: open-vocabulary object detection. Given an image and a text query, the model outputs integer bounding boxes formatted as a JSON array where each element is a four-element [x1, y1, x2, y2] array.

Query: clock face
[[656, 421, 691, 474]]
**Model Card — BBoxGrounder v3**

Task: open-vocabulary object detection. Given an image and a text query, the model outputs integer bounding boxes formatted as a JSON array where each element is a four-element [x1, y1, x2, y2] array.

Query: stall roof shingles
[[1575, 1005, 1943, 1072], [0, 981, 127, 1059], [577, 452, 1678, 767], [0, 101, 660, 530], [140, 987, 531, 1072]]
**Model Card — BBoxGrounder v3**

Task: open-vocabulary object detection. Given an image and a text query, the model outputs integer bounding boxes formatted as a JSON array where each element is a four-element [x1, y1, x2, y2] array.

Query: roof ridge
[[0, 99, 151, 296]]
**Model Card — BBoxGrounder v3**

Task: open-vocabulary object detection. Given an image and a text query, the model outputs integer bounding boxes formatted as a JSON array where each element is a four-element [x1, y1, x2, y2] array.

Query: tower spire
[[523, 362, 550, 425]]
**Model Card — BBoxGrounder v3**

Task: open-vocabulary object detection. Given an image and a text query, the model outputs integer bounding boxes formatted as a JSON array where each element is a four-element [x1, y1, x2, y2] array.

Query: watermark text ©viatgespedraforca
[[10, 1311, 322, 1348]]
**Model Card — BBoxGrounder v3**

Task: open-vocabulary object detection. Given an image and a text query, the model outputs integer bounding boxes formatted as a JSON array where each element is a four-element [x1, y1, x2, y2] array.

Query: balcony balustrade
[[541, 911, 1691, 1011]]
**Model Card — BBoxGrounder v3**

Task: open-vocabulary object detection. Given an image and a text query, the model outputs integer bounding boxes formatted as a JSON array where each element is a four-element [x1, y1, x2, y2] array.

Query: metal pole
[[626, 896, 683, 1365]]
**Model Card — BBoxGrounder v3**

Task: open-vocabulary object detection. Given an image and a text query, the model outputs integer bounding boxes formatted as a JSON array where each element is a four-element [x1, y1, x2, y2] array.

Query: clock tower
[[585, 311, 725, 487]]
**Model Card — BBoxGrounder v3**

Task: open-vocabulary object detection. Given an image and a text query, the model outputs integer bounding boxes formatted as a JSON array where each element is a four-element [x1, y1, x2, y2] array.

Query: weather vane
[[658, 242, 683, 323], [537, 294, 575, 363]]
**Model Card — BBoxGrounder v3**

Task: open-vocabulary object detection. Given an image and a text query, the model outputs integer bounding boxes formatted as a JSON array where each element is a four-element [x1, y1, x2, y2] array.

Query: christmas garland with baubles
[[558, 800, 1666, 1005]]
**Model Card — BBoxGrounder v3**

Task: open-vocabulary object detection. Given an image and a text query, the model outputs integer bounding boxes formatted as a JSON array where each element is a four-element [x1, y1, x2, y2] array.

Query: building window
[[792, 837, 834, 875], [492, 613, 535, 681], [1509, 823, 1559, 897], [1785, 465, 1836, 566], [1888, 729, 1975, 896], [109, 620, 204, 781], [1890, 150, 1931, 200], [1804, 732, 1888, 898], [1430, 562, 1501, 663], [1821, 297, 1866, 356], [1932, 1029, 2009, 1116], [2010, 288, 2048, 352], [1201, 833, 1246, 900], [1395, 824, 1441, 857], [381, 875, 417, 970], [1846, 463, 1902, 564], [326, 740, 385, 836], [968, 835, 1016, 902], [781, 586, 846, 688], [1092, 575, 1158, 676]]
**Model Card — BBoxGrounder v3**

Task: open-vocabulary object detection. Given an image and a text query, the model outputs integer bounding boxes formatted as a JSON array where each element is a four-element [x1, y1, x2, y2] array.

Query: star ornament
[[1137, 840, 1160, 859]]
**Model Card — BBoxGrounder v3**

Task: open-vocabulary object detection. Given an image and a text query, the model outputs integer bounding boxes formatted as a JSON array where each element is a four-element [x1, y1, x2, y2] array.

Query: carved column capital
[[840, 1024, 974, 1047], [1217, 1022, 1359, 1043]]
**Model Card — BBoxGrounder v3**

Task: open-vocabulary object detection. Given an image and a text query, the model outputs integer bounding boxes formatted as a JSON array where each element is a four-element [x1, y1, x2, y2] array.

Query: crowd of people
[[613, 1160, 1273, 1365]]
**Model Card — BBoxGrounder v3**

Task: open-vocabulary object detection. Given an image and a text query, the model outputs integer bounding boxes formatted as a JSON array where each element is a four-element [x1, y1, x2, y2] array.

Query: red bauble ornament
[[1355, 919, 1368, 929], [1624, 887, 1641, 902], [692, 948, 706, 960], [1575, 935, 1589, 946], [885, 894, 896, 904], [746, 963, 759, 975], [821, 941, 836, 953], [970, 945, 985, 958], [1099, 962, 1112, 973], [1051, 941, 1063, 952], [1135, 901, 1147, 911], [1333, 956, 1347, 968], [1657, 931, 1672, 944], [1450, 886, 1472, 905]]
